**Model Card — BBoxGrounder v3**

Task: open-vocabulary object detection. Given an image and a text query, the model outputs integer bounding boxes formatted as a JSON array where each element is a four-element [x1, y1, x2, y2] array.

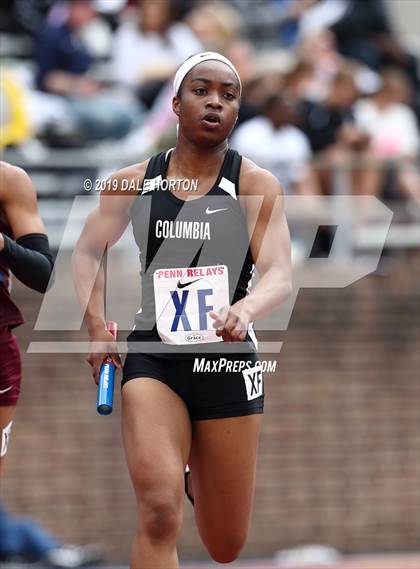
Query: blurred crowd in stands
[[1, 0, 419, 203]]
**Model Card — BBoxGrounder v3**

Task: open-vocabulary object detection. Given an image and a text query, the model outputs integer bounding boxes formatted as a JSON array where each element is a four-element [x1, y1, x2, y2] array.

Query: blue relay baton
[[96, 321, 118, 415]]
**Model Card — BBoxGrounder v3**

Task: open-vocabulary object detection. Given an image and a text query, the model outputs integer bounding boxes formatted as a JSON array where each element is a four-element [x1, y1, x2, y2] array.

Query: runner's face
[[173, 61, 240, 147]]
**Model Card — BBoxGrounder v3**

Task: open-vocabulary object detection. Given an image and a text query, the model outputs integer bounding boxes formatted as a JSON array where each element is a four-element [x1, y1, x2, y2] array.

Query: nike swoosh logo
[[177, 278, 202, 289], [205, 207, 227, 215], [0, 386, 12, 395]]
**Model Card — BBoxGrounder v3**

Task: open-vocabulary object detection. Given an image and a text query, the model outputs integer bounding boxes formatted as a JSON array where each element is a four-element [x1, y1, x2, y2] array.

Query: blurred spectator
[[297, 0, 349, 40], [0, 0, 54, 35], [227, 0, 314, 49], [297, 29, 342, 100], [283, 59, 315, 101], [112, 0, 202, 108], [237, 54, 286, 126], [224, 39, 257, 88], [275, 0, 318, 48], [299, 69, 360, 153], [331, 0, 419, 92], [354, 68, 420, 203], [296, 28, 382, 101], [231, 94, 319, 194], [299, 69, 381, 196], [289, 0, 420, 121], [35, 0, 140, 144], [91, 0, 128, 32], [0, 502, 104, 568], [224, 40, 258, 126], [36, 1, 98, 95], [186, 0, 243, 52]]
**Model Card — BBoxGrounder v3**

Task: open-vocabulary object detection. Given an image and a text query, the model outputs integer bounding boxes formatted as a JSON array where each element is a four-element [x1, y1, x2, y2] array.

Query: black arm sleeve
[[0, 233, 54, 293]]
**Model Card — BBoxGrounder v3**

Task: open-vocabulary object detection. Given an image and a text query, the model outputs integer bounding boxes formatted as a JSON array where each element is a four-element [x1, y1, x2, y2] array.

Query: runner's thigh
[[189, 414, 262, 538], [122, 378, 192, 504]]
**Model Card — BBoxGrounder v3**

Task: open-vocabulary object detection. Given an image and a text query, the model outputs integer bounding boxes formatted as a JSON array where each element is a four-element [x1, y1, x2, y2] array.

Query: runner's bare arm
[[0, 163, 46, 247], [0, 163, 53, 292], [72, 163, 146, 378], [241, 162, 292, 321], [211, 161, 292, 341]]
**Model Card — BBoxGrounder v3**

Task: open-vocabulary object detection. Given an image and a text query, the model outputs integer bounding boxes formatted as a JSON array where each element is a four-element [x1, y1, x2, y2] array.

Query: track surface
[[3, 552, 419, 569], [182, 553, 420, 568]]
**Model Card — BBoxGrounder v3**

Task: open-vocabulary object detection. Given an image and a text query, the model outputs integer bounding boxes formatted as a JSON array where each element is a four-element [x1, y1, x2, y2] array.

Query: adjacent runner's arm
[[0, 164, 53, 293]]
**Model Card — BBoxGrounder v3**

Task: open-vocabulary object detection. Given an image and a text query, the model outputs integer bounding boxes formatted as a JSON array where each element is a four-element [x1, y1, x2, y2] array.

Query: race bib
[[153, 265, 229, 344]]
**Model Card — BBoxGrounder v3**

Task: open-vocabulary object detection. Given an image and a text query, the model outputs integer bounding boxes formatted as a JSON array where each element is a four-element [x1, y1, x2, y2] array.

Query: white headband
[[173, 51, 241, 95]]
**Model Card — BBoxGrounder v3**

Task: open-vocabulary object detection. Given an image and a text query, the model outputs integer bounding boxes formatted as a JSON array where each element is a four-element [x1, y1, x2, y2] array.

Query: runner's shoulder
[[104, 159, 150, 195], [238, 157, 284, 198], [99, 159, 150, 215], [0, 161, 37, 205]]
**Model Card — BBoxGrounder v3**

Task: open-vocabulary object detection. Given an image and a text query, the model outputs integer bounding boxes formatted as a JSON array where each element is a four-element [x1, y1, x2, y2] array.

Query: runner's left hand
[[209, 301, 250, 342]]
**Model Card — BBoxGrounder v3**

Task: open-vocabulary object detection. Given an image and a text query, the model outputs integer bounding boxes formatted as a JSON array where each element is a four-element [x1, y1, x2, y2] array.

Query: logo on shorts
[[0, 386, 12, 395], [242, 363, 263, 400], [1, 421, 13, 457]]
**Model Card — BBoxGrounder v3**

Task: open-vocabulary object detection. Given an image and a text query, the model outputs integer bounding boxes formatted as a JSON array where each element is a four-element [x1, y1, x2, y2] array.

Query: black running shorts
[[122, 350, 264, 421]]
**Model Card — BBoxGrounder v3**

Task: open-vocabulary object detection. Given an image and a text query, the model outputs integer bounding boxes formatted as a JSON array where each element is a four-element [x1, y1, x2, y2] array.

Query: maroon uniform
[[0, 214, 23, 406]]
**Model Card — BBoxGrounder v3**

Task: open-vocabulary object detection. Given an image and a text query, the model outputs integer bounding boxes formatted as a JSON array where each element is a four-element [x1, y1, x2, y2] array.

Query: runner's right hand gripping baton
[[96, 321, 118, 416]]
